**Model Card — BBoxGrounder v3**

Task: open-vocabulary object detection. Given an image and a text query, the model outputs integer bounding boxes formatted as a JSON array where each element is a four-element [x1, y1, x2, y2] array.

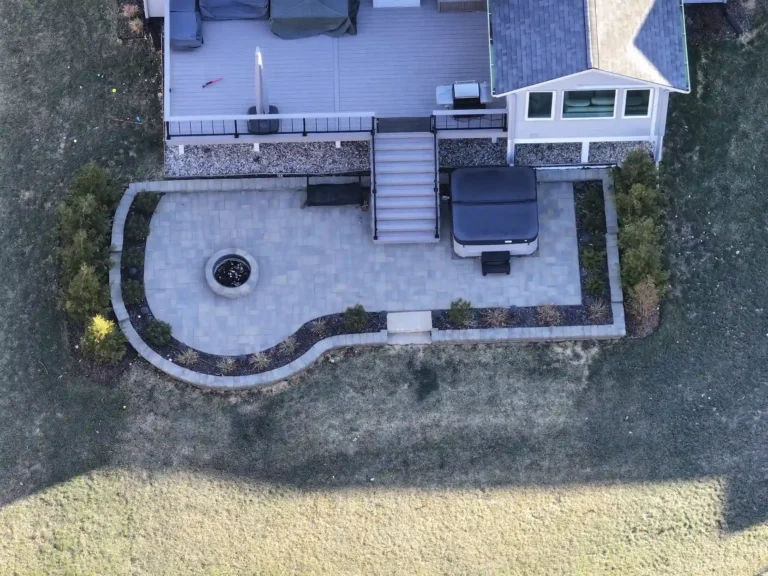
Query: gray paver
[[144, 183, 582, 356]]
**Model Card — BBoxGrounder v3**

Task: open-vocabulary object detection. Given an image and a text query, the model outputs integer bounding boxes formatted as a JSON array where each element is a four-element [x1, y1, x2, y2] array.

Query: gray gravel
[[588, 141, 654, 164], [514, 143, 581, 166], [165, 141, 370, 177], [439, 138, 507, 168]]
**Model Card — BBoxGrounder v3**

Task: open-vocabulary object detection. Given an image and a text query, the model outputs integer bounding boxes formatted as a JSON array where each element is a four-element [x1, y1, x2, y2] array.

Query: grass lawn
[[1, 1, 767, 574]]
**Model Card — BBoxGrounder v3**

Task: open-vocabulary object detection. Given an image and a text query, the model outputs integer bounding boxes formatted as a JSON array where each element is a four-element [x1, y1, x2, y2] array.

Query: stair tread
[[374, 230, 440, 244], [376, 207, 435, 220], [375, 151, 433, 161], [376, 196, 435, 208], [376, 174, 434, 185], [376, 185, 434, 196], [377, 219, 436, 232]]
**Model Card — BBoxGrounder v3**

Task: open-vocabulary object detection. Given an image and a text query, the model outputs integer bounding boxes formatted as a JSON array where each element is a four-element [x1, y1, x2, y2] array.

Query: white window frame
[[560, 89, 618, 121], [621, 88, 654, 119], [525, 91, 556, 121]]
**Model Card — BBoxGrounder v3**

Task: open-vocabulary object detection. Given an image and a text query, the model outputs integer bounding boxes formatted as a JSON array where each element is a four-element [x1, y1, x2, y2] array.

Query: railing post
[[165, 121, 171, 140], [234, 119, 239, 138], [302, 118, 307, 137]]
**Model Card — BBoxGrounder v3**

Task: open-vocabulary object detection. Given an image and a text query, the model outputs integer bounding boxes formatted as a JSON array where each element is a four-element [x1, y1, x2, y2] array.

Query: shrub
[[133, 191, 161, 215], [63, 264, 109, 321], [585, 275, 605, 298], [70, 163, 119, 211], [128, 17, 144, 34], [343, 304, 367, 333], [627, 277, 661, 337], [481, 308, 509, 328], [217, 356, 236, 375], [613, 150, 657, 194], [536, 305, 562, 327], [58, 194, 110, 242], [587, 299, 609, 323], [581, 247, 606, 273], [621, 244, 668, 292], [310, 318, 327, 338], [122, 4, 141, 18], [143, 318, 172, 346], [81, 315, 126, 363], [122, 279, 144, 306], [279, 336, 297, 357], [176, 348, 200, 367], [619, 217, 662, 251], [447, 298, 473, 327], [122, 247, 144, 271], [125, 214, 150, 242], [248, 352, 271, 370], [616, 183, 661, 224], [59, 229, 110, 284]]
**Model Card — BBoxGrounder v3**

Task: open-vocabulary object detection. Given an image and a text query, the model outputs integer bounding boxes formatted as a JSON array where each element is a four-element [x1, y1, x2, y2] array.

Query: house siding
[[510, 70, 661, 141]]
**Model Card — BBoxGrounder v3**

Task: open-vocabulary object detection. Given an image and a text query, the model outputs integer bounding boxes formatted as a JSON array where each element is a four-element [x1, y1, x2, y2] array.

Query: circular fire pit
[[205, 249, 258, 299]]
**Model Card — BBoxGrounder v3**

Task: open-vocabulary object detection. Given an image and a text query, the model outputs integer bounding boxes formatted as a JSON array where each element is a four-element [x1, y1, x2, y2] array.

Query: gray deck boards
[[169, 0, 496, 118]]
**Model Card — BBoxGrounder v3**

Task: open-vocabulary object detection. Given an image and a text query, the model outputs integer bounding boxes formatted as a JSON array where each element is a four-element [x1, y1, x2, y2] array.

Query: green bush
[[58, 194, 110, 242], [619, 218, 663, 251], [581, 247, 606, 273], [59, 229, 110, 284], [448, 298, 473, 327], [81, 315, 126, 363], [585, 274, 605, 298], [122, 247, 145, 271], [63, 264, 110, 322], [70, 163, 119, 211], [621, 244, 668, 292], [133, 191, 162, 215], [613, 150, 657, 194], [144, 318, 172, 346], [343, 304, 367, 333], [125, 214, 150, 242], [122, 279, 144, 306], [616, 183, 661, 224]]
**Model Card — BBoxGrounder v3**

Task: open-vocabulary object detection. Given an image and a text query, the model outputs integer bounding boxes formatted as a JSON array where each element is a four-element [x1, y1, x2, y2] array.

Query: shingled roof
[[489, 0, 690, 95]]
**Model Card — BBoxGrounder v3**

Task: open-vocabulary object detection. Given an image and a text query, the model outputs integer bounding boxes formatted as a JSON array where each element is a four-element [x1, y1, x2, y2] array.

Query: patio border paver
[[110, 170, 625, 389]]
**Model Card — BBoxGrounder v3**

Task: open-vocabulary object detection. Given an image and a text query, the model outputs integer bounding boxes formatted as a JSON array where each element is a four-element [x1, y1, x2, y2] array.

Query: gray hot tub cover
[[200, 0, 269, 20], [170, 11, 204, 50], [451, 166, 539, 246], [270, 0, 359, 39]]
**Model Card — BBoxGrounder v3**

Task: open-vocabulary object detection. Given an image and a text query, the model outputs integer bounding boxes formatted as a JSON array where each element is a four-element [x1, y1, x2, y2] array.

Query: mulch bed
[[121, 193, 386, 377], [432, 180, 614, 330]]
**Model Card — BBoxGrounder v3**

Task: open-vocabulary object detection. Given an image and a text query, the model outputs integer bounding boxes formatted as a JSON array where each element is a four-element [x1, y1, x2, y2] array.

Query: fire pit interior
[[214, 255, 251, 288]]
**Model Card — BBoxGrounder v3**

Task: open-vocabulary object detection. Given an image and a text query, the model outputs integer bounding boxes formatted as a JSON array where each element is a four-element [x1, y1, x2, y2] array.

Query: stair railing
[[430, 115, 440, 239], [371, 118, 378, 241]]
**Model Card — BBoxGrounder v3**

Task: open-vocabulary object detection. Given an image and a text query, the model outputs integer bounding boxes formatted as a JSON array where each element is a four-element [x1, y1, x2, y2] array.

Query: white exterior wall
[[509, 70, 665, 142], [144, 0, 165, 18]]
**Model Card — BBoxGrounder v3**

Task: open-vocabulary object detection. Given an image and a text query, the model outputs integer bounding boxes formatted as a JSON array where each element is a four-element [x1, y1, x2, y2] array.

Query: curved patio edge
[[110, 181, 388, 390]]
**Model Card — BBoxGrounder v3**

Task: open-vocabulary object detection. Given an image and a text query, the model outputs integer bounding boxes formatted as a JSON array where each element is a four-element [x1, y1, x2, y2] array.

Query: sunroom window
[[562, 90, 616, 118], [527, 92, 554, 119], [624, 89, 651, 117]]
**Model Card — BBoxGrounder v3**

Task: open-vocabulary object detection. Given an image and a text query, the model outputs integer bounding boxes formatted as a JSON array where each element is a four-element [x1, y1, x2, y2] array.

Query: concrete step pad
[[387, 311, 433, 333], [373, 230, 440, 244]]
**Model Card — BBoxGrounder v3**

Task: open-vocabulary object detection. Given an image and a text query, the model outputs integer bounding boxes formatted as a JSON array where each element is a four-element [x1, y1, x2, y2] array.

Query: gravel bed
[[514, 143, 581, 166], [165, 141, 370, 177], [588, 141, 653, 165], [439, 139, 507, 168]]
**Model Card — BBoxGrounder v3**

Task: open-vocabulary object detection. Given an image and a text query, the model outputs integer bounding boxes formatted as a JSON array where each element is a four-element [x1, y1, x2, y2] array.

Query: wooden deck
[[168, 0, 498, 119]]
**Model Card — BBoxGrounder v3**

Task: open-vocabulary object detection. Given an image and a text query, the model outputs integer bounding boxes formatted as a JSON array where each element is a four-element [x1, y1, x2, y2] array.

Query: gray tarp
[[170, 11, 204, 50], [200, 0, 269, 20], [270, 0, 358, 39]]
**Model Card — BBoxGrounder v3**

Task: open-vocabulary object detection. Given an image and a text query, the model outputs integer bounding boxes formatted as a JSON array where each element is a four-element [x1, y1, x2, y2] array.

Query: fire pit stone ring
[[205, 248, 258, 299]]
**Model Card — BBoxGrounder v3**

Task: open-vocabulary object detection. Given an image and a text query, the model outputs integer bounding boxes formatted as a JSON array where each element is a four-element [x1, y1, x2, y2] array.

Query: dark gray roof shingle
[[490, 0, 689, 94]]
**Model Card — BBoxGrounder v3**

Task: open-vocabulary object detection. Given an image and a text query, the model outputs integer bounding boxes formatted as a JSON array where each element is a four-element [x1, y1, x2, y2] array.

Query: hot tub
[[451, 166, 539, 258]]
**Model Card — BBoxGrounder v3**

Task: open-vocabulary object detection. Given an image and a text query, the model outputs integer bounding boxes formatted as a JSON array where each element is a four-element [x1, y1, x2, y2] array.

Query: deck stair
[[371, 132, 439, 244]]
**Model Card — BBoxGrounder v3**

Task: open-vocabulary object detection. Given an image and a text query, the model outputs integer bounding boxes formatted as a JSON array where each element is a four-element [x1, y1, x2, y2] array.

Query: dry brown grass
[[311, 318, 327, 338], [481, 308, 510, 328], [175, 348, 199, 367], [128, 17, 144, 35], [0, 471, 765, 575], [248, 352, 270, 370], [587, 299, 609, 323], [280, 336, 297, 357], [121, 4, 140, 18], [536, 305, 563, 327], [627, 277, 660, 338], [216, 356, 236, 375]]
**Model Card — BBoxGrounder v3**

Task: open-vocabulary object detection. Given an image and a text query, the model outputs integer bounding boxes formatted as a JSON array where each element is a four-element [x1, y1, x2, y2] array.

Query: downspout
[[506, 94, 515, 165]]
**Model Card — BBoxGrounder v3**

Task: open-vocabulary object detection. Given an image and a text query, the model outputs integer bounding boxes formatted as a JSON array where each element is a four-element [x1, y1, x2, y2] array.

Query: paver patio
[[144, 183, 581, 356]]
